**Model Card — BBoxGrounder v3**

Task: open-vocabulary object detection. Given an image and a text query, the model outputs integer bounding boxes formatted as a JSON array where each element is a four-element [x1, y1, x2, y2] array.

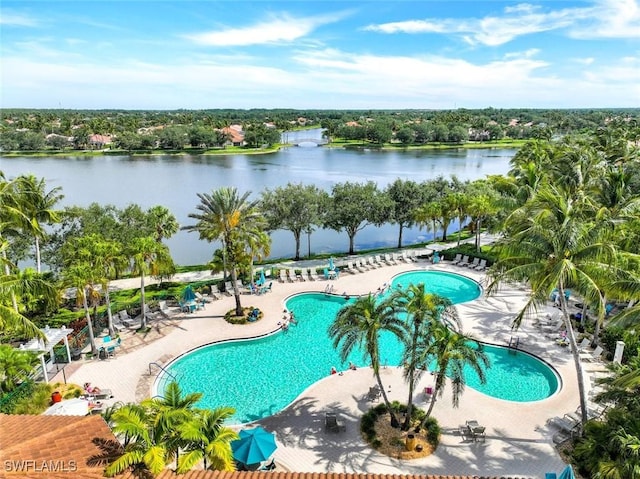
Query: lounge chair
[[577, 337, 590, 352], [474, 259, 487, 271], [374, 255, 385, 267], [324, 412, 346, 433], [355, 259, 368, 272], [297, 269, 307, 281], [456, 255, 470, 267], [401, 251, 413, 263], [366, 256, 379, 269], [287, 269, 296, 282], [278, 269, 287, 283], [384, 253, 397, 266], [195, 292, 211, 304], [465, 257, 480, 268], [580, 345, 604, 362], [83, 384, 114, 400], [345, 262, 358, 274], [110, 313, 127, 332], [308, 269, 319, 281], [209, 285, 222, 300], [223, 281, 234, 296], [547, 415, 580, 434], [450, 253, 462, 265]]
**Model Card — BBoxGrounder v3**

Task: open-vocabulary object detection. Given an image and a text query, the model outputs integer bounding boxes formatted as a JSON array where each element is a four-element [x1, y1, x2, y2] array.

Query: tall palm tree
[[419, 322, 489, 424], [14, 174, 64, 273], [328, 294, 407, 427], [62, 264, 100, 355], [127, 237, 173, 330], [397, 285, 459, 430], [415, 202, 442, 242], [183, 187, 267, 316], [486, 184, 619, 426]]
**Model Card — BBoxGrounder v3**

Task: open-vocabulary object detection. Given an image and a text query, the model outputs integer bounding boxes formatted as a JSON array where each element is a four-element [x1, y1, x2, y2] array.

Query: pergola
[[18, 326, 74, 383]]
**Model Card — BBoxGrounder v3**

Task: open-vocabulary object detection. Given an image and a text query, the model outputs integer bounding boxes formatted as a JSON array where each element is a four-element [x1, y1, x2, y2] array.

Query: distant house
[[88, 134, 113, 149], [221, 126, 245, 147]]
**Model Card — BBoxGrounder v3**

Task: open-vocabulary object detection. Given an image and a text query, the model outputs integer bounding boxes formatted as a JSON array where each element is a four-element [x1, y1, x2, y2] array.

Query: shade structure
[[43, 398, 90, 416], [558, 465, 575, 479], [329, 257, 335, 271], [231, 426, 277, 467], [181, 285, 196, 302]]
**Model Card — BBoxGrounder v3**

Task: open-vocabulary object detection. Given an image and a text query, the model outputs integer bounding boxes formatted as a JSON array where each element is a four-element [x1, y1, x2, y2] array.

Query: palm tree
[[146, 205, 179, 243], [62, 264, 100, 355], [178, 408, 238, 472], [183, 187, 267, 316], [127, 237, 173, 330], [0, 344, 36, 393], [397, 285, 459, 430], [419, 321, 489, 424], [14, 174, 63, 273], [415, 202, 442, 242], [328, 294, 407, 427], [486, 184, 619, 426]]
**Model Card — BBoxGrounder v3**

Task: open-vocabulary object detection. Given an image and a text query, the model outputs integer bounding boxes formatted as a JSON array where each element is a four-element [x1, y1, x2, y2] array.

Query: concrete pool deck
[[60, 253, 594, 476]]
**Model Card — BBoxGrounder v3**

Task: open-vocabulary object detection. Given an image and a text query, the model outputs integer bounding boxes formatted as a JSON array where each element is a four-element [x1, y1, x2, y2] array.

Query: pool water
[[158, 271, 559, 424]]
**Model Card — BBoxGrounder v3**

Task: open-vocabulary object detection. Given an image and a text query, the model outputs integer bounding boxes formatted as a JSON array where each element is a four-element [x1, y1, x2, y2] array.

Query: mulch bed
[[373, 413, 435, 459]]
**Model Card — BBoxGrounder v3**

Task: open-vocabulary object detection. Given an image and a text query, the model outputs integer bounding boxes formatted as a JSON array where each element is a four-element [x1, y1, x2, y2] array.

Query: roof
[[0, 414, 118, 478]]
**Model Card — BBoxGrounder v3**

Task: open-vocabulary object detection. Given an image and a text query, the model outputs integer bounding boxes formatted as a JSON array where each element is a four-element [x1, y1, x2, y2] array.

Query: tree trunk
[[475, 219, 482, 252], [294, 231, 301, 261], [140, 274, 147, 330], [35, 237, 41, 273], [374, 373, 401, 428], [397, 224, 404, 249], [231, 268, 243, 316], [83, 289, 97, 354], [105, 286, 115, 337], [457, 216, 462, 247], [559, 285, 589, 427], [348, 233, 355, 255]]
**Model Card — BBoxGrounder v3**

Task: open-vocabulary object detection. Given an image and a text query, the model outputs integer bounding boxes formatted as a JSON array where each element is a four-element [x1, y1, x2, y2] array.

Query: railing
[[148, 362, 177, 381], [508, 336, 520, 353]]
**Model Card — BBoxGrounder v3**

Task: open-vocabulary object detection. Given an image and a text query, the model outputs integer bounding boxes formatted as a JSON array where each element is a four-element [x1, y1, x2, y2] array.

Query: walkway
[[57, 235, 582, 476]]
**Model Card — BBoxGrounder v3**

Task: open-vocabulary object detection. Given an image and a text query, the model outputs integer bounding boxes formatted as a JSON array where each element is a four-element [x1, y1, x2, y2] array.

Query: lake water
[[0, 130, 515, 265]]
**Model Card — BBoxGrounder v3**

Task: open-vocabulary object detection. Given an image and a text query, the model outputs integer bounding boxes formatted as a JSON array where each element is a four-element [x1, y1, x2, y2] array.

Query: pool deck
[[59, 253, 600, 476]]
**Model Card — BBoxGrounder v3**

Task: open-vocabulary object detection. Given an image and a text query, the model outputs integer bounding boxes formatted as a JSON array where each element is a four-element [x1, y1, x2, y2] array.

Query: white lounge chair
[[367, 256, 380, 268], [209, 284, 222, 300], [224, 281, 234, 296], [384, 253, 397, 266], [308, 268, 319, 281], [450, 253, 462, 265], [474, 259, 487, 271], [345, 262, 358, 274], [287, 269, 296, 282], [355, 259, 368, 272], [374, 255, 385, 267], [465, 257, 480, 268], [278, 269, 287, 283], [456, 255, 470, 267], [580, 345, 604, 362], [577, 337, 590, 352]]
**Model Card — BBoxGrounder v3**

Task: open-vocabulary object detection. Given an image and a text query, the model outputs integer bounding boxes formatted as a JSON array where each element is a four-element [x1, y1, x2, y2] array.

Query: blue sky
[[1, 0, 639, 110]]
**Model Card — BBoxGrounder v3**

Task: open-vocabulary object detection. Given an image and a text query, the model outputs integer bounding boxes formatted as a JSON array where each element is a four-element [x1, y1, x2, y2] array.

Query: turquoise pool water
[[158, 271, 559, 424]]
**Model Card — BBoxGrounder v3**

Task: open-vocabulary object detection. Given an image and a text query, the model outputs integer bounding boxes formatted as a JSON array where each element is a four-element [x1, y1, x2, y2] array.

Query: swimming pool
[[157, 270, 559, 424]]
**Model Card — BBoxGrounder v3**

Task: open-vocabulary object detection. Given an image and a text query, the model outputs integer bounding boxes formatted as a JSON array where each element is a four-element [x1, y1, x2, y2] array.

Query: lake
[[0, 130, 516, 265]]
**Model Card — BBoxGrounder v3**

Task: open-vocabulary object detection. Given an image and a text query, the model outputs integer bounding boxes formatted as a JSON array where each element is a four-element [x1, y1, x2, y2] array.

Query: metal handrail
[[148, 362, 176, 380]]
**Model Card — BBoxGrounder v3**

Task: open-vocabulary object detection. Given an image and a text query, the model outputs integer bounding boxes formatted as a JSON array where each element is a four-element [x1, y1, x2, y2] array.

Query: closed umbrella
[[181, 285, 196, 302], [258, 270, 266, 286], [43, 398, 90, 416], [558, 465, 575, 479], [231, 426, 277, 468], [329, 257, 335, 271]]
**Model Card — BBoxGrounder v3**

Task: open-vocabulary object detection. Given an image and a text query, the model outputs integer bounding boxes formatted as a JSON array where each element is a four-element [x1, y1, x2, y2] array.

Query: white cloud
[[184, 11, 348, 46], [504, 48, 540, 59], [362, 1, 640, 45], [569, 0, 640, 39], [0, 11, 38, 27], [573, 57, 595, 65]]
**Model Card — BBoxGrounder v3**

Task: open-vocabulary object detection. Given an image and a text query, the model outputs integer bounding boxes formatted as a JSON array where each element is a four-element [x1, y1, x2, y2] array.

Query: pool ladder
[[508, 336, 520, 354]]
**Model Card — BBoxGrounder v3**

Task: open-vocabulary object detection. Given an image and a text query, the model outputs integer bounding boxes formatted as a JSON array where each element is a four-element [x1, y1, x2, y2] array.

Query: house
[[89, 134, 113, 149], [221, 126, 245, 147]]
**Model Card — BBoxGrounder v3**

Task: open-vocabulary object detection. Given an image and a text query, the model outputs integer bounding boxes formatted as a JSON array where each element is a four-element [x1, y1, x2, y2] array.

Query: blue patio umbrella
[[329, 257, 335, 271], [181, 285, 196, 302], [231, 426, 277, 467], [558, 465, 575, 479]]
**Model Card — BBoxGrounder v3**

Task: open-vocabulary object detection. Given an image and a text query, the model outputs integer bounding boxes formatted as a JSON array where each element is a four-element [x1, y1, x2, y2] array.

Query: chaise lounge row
[[449, 254, 487, 271]]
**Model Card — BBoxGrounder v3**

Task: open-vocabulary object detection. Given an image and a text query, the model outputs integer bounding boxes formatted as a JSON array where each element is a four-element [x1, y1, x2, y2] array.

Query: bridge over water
[[285, 138, 329, 146]]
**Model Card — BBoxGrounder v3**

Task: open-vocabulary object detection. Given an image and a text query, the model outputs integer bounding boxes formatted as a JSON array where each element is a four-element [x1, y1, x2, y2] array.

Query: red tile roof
[[121, 472, 531, 479], [0, 414, 118, 478]]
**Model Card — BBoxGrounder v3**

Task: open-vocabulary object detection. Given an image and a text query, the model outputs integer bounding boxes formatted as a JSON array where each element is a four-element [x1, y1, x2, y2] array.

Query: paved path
[[56, 234, 592, 476]]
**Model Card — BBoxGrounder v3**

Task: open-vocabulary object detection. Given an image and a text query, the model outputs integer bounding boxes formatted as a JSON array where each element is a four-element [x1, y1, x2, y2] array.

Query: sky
[[1, 0, 639, 110]]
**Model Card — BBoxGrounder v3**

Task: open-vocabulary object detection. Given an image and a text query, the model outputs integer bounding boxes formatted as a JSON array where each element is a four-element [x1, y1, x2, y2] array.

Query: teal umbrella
[[257, 270, 266, 286], [558, 465, 575, 479], [329, 257, 335, 271], [231, 426, 277, 467], [181, 285, 196, 302]]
